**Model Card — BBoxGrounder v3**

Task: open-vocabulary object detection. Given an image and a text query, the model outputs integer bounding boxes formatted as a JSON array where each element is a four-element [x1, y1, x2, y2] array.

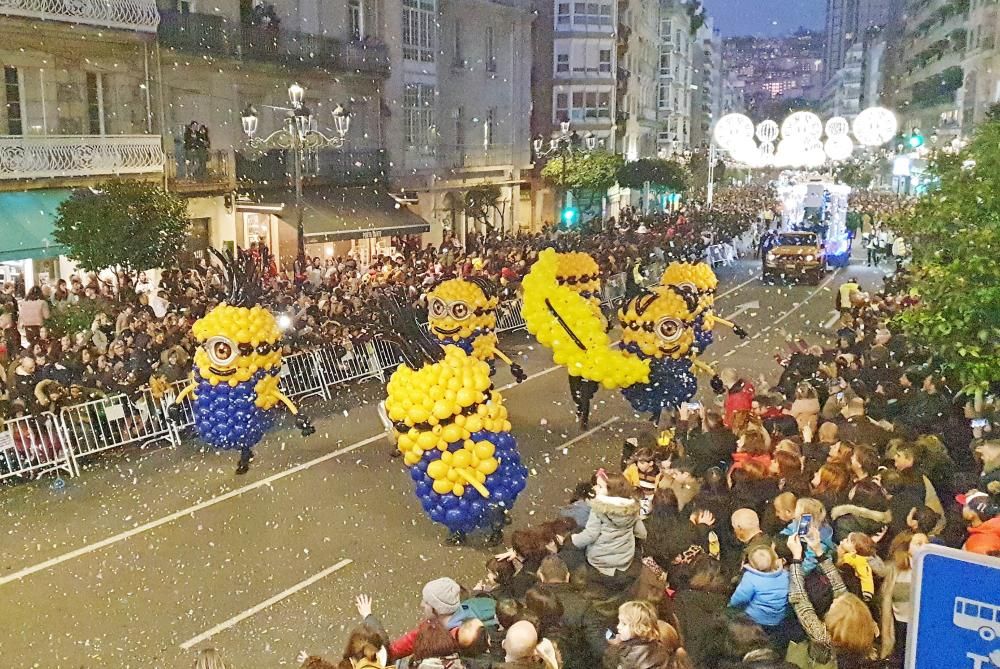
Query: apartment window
[[570, 2, 611, 26], [3, 66, 22, 136], [554, 92, 569, 122], [484, 107, 496, 146], [661, 19, 672, 41], [403, 83, 435, 149], [567, 90, 610, 121], [177, 0, 193, 13], [86, 72, 106, 135], [455, 106, 464, 147], [348, 0, 364, 40], [485, 26, 496, 72], [556, 53, 570, 74], [402, 0, 436, 62], [659, 52, 671, 76], [556, 2, 570, 27], [453, 19, 463, 64], [599, 49, 611, 73]]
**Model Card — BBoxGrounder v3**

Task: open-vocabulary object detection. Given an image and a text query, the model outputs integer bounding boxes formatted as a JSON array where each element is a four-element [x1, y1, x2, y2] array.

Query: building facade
[[959, 0, 1000, 129], [0, 0, 163, 286], [656, 0, 694, 157], [690, 17, 723, 148], [824, 0, 896, 82], [387, 0, 535, 245]]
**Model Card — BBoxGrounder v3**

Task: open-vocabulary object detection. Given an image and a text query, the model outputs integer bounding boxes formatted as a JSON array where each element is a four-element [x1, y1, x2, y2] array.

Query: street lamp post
[[532, 120, 597, 227], [706, 142, 718, 208], [241, 83, 351, 276]]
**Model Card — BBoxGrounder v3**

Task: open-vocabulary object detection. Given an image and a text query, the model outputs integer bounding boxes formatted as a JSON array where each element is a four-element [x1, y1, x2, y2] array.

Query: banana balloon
[[523, 248, 649, 389], [171, 249, 314, 470], [381, 303, 526, 536], [660, 261, 748, 351], [426, 278, 526, 382]]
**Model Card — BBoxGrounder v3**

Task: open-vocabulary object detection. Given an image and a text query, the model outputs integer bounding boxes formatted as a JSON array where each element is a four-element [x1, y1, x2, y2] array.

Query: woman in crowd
[[879, 532, 927, 662]]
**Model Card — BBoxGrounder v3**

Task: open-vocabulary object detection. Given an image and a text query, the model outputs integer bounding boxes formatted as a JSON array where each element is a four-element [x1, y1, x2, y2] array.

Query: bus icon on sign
[[954, 597, 1000, 641]]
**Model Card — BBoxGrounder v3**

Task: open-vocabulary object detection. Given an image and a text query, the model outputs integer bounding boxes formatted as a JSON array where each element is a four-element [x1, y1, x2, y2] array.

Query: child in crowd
[[836, 531, 882, 603], [728, 545, 790, 632]]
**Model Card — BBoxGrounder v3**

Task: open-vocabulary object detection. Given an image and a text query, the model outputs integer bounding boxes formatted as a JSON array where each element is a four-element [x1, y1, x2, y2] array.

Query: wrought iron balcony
[[241, 26, 390, 75], [0, 0, 159, 32], [445, 144, 517, 169], [0, 135, 163, 180], [158, 10, 238, 56], [235, 147, 388, 187], [165, 148, 234, 193]]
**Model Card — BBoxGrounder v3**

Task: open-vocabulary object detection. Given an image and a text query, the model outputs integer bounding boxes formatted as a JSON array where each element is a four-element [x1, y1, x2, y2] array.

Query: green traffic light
[[562, 208, 577, 224]]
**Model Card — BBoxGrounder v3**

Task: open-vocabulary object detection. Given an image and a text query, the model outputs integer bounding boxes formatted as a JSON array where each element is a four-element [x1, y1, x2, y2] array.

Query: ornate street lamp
[[241, 83, 351, 275], [532, 120, 598, 226]]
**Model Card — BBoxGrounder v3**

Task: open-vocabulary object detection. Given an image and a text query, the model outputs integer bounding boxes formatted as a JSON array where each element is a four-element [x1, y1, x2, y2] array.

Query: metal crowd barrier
[[59, 388, 177, 468], [496, 298, 526, 332], [0, 412, 75, 482]]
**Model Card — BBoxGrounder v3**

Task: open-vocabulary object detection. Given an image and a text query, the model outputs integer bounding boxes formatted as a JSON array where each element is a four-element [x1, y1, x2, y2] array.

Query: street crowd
[[246, 264, 996, 669], [0, 189, 772, 428]]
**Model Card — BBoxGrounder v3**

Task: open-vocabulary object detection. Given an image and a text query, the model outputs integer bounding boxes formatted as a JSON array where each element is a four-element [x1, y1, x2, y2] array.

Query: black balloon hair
[[209, 247, 262, 308]]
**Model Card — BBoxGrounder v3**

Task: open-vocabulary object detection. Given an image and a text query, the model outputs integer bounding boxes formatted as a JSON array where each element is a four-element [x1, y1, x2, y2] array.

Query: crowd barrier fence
[[2, 247, 745, 487]]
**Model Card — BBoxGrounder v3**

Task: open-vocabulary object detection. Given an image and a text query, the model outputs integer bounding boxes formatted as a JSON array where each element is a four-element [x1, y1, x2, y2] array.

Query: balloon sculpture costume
[[523, 249, 719, 422], [426, 277, 527, 382], [380, 299, 527, 544], [171, 249, 315, 474], [659, 261, 748, 353]]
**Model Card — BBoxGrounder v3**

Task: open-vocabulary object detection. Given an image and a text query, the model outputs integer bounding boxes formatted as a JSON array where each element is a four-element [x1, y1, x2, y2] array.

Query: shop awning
[[0, 189, 72, 261], [294, 187, 430, 243]]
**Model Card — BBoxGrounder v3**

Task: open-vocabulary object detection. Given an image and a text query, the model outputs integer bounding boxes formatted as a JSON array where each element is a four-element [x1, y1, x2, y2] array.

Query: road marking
[[497, 364, 559, 391], [771, 270, 841, 327], [0, 438, 380, 587], [561, 416, 620, 451], [716, 272, 760, 300], [179, 559, 354, 650], [823, 310, 841, 330], [722, 300, 760, 321]]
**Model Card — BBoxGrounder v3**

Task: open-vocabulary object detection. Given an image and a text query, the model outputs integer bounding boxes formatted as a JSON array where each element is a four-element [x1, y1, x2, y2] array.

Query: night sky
[[701, 0, 825, 37]]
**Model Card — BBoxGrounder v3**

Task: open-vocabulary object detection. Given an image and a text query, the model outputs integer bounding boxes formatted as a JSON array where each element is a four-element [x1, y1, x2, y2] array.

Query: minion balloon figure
[[426, 277, 527, 382], [659, 261, 748, 353], [380, 298, 527, 545], [171, 249, 315, 474], [618, 286, 715, 421]]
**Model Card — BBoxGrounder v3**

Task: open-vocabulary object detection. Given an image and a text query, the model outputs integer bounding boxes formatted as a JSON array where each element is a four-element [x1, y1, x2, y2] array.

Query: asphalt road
[[0, 256, 891, 668]]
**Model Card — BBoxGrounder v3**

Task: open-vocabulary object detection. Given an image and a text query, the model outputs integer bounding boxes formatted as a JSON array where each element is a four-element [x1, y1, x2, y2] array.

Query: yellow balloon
[[433, 478, 454, 494], [465, 416, 483, 433], [432, 399, 453, 420], [453, 483, 465, 497], [441, 423, 463, 444], [478, 457, 498, 475], [403, 452, 421, 466], [452, 449, 471, 468], [417, 431, 437, 450], [474, 441, 495, 460], [427, 459, 450, 480]]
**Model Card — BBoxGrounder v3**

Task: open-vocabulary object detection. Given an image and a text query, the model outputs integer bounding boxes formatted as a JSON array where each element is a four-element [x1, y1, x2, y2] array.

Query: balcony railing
[[165, 148, 234, 192], [158, 11, 390, 75], [236, 148, 388, 187], [0, 135, 163, 180], [242, 26, 390, 75], [158, 10, 238, 56], [445, 144, 516, 169], [0, 0, 159, 32]]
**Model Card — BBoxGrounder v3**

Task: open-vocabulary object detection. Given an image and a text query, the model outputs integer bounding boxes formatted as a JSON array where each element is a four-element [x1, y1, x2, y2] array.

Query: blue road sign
[[908, 544, 1000, 669]]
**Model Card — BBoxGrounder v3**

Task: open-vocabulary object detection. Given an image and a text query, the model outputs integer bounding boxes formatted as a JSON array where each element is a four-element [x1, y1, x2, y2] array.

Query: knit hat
[[957, 490, 1000, 520], [422, 577, 461, 615]]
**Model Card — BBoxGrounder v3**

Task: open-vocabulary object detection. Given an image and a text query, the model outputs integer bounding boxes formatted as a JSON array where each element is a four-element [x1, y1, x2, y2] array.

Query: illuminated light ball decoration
[[713, 113, 755, 151], [781, 111, 824, 142], [756, 120, 780, 143], [824, 135, 855, 162], [776, 138, 804, 168], [853, 107, 899, 147], [825, 116, 851, 138], [730, 137, 762, 165], [803, 139, 827, 169]]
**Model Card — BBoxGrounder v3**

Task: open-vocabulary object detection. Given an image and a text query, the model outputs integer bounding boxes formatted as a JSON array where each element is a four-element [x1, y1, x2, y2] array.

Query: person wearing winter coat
[[710, 367, 755, 431], [729, 546, 790, 629], [785, 532, 882, 669], [778, 498, 836, 575], [960, 490, 1000, 555], [829, 480, 891, 544], [571, 474, 647, 577], [603, 601, 675, 669], [362, 578, 463, 662]]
